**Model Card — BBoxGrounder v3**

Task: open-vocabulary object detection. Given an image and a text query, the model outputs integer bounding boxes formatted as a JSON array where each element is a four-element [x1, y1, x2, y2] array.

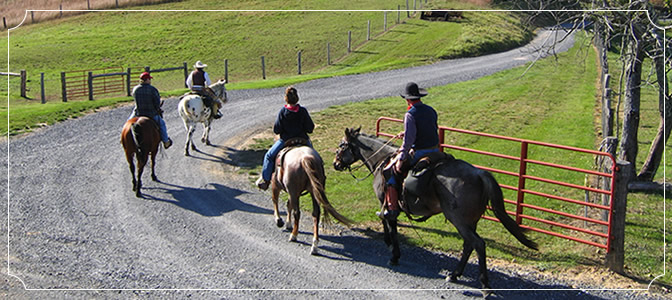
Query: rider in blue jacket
[[256, 86, 315, 190]]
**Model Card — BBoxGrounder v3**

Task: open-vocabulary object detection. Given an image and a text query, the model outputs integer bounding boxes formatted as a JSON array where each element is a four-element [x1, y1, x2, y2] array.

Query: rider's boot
[[376, 185, 400, 220], [256, 177, 269, 191], [163, 138, 173, 149]]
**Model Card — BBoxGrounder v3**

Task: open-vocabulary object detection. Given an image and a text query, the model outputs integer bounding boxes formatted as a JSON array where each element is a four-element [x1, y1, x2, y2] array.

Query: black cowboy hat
[[400, 82, 428, 100]]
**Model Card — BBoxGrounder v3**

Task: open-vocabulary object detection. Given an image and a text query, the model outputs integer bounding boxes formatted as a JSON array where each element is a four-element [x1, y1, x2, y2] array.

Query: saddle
[[274, 138, 311, 182], [380, 151, 454, 219], [182, 88, 218, 108]]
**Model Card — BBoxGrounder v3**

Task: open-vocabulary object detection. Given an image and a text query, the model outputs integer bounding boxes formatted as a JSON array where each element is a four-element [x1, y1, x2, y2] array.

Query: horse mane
[[354, 132, 397, 153]]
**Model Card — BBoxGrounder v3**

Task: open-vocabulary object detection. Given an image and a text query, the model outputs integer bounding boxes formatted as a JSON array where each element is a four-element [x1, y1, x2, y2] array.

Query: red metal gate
[[376, 117, 617, 252]]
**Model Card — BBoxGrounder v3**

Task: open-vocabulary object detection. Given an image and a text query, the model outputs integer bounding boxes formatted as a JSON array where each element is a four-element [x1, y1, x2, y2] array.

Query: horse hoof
[[184, 152, 190, 157], [151, 175, 158, 182], [387, 258, 399, 266], [135, 192, 142, 198], [288, 234, 297, 242], [310, 246, 319, 256], [481, 289, 492, 298], [448, 274, 458, 282], [276, 218, 284, 228]]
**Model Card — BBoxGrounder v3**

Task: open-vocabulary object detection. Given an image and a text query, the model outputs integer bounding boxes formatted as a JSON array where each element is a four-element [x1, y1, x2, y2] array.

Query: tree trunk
[[618, 27, 644, 180], [637, 29, 671, 181]]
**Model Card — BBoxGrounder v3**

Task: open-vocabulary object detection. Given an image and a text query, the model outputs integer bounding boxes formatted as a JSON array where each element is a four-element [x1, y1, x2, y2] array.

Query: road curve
[[2, 30, 659, 299]]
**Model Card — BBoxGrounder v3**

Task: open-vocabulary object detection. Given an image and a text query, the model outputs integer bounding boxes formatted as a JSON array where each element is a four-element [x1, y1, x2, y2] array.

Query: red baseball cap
[[140, 72, 153, 80]]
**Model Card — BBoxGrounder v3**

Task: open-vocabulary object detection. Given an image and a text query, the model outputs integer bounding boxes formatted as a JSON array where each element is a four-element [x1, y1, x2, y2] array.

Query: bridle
[[335, 135, 400, 182]]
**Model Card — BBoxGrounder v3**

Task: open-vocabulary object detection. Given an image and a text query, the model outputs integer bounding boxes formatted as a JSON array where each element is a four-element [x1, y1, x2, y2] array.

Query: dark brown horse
[[333, 128, 538, 289], [271, 145, 351, 255], [120, 116, 161, 197]]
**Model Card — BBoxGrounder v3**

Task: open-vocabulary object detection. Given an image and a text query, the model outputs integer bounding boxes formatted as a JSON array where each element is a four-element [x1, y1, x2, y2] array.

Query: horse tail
[[480, 170, 538, 250], [130, 122, 147, 162], [301, 156, 352, 227]]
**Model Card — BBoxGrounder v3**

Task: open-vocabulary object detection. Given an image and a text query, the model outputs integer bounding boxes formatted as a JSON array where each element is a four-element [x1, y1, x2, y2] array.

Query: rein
[[347, 135, 399, 182]]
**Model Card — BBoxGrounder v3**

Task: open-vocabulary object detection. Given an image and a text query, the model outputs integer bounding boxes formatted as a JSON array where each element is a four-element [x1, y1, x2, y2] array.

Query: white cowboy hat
[[193, 61, 207, 68]]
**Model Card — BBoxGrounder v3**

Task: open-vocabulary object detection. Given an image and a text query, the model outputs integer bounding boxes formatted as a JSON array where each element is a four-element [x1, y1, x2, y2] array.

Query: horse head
[[209, 79, 228, 104], [333, 127, 362, 171]]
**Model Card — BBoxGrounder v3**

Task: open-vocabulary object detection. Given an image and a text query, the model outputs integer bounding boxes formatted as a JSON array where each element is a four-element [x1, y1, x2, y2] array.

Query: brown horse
[[270, 145, 351, 255], [120, 116, 161, 197], [333, 128, 538, 289]]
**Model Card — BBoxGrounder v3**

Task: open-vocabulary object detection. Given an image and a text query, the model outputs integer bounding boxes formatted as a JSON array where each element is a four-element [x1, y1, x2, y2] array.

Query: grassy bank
[[2, 0, 530, 135], [245, 32, 670, 287]]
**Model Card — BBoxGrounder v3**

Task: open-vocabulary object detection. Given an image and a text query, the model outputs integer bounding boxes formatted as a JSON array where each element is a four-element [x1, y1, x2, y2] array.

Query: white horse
[[177, 79, 228, 156]]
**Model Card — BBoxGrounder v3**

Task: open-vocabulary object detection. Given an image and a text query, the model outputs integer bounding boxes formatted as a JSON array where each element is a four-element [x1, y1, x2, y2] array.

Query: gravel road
[[2, 29, 665, 299]]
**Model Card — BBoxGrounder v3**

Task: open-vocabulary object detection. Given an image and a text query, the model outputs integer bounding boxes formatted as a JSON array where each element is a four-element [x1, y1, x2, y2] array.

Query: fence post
[[261, 56, 266, 80], [126, 68, 132, 96], [183, 62, 188, 88], [3, 17, 6, 29], [31, 11, 34, 24], [606, 160, 631, 274], [406, 0, 410, 17], [367, 20, 371, 40], [59, 4, 63, 18], [397, 5, 401, 24], [297, 51, 302, 75], [20, 70, 26, 98], [515, 141, 529, 224], [224, 59, 229, 82], [347, 31, 352, 52], [601, 137, 618, 222], [327, 42, 331, 65], [88, 71, 94, 100], [384, 11, 387, 31], [61, 72, 67, 102], [116, 0, 119, 8], [40, 72, 45, 104]]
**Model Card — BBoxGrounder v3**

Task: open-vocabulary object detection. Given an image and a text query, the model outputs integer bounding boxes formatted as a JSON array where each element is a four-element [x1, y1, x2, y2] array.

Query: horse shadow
[[216, 146, 266, 169], [142, 182, 272, 217], [317, 227, 608, 298]]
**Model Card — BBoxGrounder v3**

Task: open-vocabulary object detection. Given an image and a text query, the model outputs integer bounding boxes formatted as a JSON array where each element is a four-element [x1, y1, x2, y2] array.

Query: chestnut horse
[[333, 128, 538, 289], [271, 145, 351, 255], [120, 116, 161, 197]]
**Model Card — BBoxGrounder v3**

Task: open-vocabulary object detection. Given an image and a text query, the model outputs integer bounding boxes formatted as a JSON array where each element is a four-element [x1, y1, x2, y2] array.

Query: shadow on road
[[142, 182, 273, 217], [317, 228, 606, 299]]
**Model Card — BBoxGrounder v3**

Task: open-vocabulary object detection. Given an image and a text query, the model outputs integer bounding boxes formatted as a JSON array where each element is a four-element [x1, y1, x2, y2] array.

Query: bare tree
[[503, 0, 670, 183]]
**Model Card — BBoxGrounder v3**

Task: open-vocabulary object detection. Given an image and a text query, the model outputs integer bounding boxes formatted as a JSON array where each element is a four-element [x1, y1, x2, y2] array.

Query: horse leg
[[126, 152, 137, 192], [285, 198, 293, 232], [451, 224, 489, 290], [201, 120, 211, 145], [135, 156, 146, 198], [185, 124, 196, 156], [386, 218, 401, 266], [271, 184, 284, 228], [449, 240, 474, 282], [310, 192, 321, 255], [150, 149, 158, 182], [288, 193, 300, 243]]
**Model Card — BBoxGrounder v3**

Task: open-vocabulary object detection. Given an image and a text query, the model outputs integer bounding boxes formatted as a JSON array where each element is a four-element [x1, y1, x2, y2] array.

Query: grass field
[[243, 33, 670, 288], [1, 0, 529, 135]]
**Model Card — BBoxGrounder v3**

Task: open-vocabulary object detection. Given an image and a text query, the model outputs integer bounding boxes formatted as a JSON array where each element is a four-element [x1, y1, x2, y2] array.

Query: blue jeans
[[128, 109, 169, 143], [387, 148, 440, 185], [261, 139, 313, 181]]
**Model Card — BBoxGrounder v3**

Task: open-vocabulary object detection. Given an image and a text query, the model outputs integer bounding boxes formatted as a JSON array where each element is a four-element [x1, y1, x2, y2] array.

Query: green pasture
[[245, 33, 670, 287], [1, 0, 528, 136]]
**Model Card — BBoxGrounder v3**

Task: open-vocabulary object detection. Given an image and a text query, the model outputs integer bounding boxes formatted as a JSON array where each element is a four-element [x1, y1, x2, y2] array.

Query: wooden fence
[[2, 70, 27, 98], [12, 4, 426, 102]]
